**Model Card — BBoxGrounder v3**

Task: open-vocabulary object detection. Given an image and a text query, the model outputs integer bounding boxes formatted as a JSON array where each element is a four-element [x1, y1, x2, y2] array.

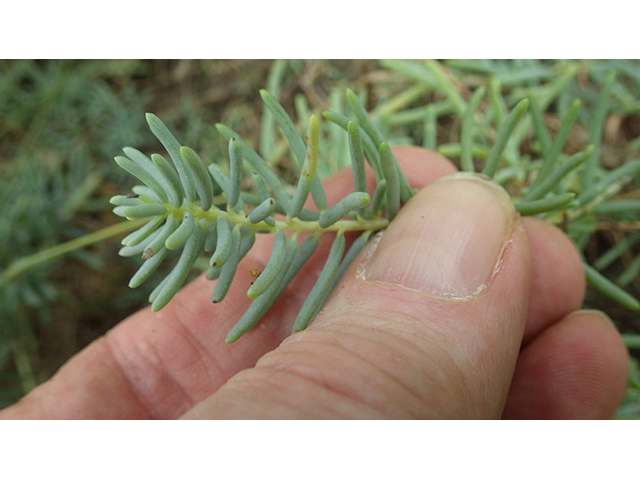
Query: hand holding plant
[[0, 147, 627, 419], [2, 60, 638, 417]]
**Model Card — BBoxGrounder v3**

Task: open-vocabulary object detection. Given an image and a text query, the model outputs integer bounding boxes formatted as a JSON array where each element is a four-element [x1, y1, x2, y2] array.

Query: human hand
[[0, 147, 628, 419]]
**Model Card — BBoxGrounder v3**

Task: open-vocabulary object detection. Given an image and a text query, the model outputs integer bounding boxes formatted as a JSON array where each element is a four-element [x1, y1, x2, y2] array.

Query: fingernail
[[568, 309, 617, 327], [362, 172, 518, 299]]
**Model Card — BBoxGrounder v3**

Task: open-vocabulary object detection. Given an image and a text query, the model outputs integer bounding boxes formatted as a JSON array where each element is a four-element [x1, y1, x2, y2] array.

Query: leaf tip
[[378, 142, 391, 155], [145, 112, 159, 125], [259, 89, 271, 101]]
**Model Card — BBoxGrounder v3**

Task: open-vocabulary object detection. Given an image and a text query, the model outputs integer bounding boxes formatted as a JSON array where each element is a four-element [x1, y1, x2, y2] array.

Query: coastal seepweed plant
[[2, 60, 639, 415], [111, 87, 640, 344]]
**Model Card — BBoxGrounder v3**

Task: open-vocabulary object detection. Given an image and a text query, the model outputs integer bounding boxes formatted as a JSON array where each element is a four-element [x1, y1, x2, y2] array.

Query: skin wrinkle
[[260, 360, 396, 418], [100, 335, 158, 419], [106, 331, 192, 419], [271, 319, 472, 418], [319, 270, 507, 417], [258, 372, 346, 418], [256, 339, 428, 419], [78, 345, 138, 417], [288, 332, 429, 414], [156, 321, 220, 410], [211, 370, 315, 419], [105, 302, 226, 418], [209, 366, 383, 419], [363, 324, 475, 416], [170, 305, 228, 385]]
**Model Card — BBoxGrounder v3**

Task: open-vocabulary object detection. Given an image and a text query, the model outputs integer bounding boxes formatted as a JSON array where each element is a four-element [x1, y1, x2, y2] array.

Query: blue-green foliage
[[111, 95, 396, 344]]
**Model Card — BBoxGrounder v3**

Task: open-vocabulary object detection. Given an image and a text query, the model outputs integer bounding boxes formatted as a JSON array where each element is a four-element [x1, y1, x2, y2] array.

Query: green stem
[[167, 201, 389, 236], [423, 60, 466, 114], [11, 335, 37, 394], [0, 219, 146, 285], [584, 262, 640, 310], [622, 334, 640, 350]]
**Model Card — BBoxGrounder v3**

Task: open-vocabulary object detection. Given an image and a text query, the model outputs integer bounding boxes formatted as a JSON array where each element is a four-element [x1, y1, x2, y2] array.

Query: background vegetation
[[1, 59, 639, 416]]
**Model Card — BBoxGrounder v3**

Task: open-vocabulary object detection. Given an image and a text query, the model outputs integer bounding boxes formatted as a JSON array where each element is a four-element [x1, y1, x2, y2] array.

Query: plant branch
[[0, 219, 146, 285]]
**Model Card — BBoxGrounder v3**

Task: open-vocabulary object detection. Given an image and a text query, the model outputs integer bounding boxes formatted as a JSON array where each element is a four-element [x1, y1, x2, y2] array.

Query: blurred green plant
[[2, 59, 640, 417], [0, 59, 151, 404]]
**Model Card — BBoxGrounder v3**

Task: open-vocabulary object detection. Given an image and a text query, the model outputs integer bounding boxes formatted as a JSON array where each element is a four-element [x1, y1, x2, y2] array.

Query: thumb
[[182, 172, 531, 419]]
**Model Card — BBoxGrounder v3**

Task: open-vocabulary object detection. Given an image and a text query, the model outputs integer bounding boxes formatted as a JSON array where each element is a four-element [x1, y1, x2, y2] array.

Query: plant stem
[[166, 201, 390, 236], [0, 219, 146, 285], [622, 334, 640, 350]]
